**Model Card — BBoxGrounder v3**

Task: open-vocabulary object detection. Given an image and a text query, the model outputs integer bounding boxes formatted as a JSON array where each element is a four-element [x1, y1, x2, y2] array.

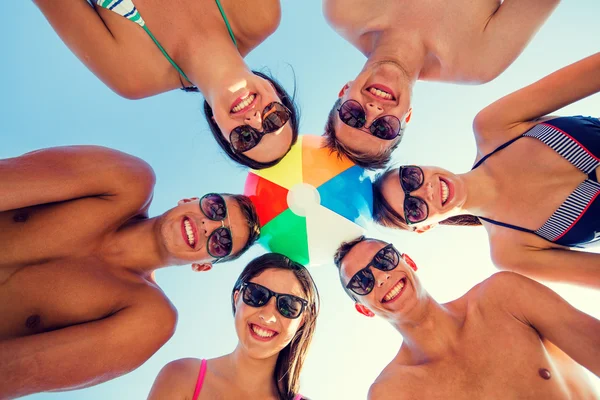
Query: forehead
[[339, 240, 388, 282], [249, 268, 306, 298], [381, 169, 405, 214], [223, 196, 251, 254]]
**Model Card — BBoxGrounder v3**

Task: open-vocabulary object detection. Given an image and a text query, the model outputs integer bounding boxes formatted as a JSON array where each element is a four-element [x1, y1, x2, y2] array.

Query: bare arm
[[0, 300, 176, 398], [0, 145, 155, 212], [474, 53, 600, 139], [491, 241, 600, 289], [491, 272, 600, 377], [147, 358, 200, 400]]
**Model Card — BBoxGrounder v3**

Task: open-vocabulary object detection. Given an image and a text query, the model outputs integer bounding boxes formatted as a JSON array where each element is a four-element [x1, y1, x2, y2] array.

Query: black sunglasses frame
[[399, 166, 430, 225], [337, 100, 402, 140], [229, 102, 292, 153], [240, 282, 308, 319], [345, 244, 401, 297], [199, 193, 233, 259]]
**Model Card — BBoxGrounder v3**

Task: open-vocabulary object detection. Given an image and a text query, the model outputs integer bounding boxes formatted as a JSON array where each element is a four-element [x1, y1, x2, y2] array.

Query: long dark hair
[[203, 71, 300, 170], [231, 253, 319, 400], [372, 169, 481, 229]]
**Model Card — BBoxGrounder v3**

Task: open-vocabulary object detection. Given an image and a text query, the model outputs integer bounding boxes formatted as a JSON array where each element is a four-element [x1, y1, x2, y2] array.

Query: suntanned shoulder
[[368, 366, 421, 400], [148, 358, 201, 399]]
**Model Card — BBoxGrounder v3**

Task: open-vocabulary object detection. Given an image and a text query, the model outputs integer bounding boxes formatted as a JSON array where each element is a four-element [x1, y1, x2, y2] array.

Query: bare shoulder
[[471, 271, 540, 312], [368, 363, 422, 400], [125, 283, 178, 345], [149, 358, 202, 399]]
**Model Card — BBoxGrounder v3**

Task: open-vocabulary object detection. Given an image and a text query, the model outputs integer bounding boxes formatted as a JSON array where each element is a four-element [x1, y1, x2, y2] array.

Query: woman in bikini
[[372, 53, 600, 289], [33, 0, 299, 169], [147, 253, 319, 400]]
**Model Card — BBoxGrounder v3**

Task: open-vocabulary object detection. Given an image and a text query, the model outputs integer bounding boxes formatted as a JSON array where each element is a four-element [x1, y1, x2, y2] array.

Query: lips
[[181, 217, 198, 249], [248, 323, 279, 342], [230, 93, 257, 114], [366, 84, 397, 102], [381, 277, 407, 303], [439, 177, 453, 206]]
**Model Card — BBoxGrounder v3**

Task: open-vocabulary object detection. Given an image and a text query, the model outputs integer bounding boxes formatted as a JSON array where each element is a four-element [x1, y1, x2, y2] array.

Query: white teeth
[[251, 324, 276, 338], [368, 87, 393, 100], [184, 219, 195, 246], [383, 279, 405, 302], [231, 94, 256, 112], [441, 180, 449, 204]]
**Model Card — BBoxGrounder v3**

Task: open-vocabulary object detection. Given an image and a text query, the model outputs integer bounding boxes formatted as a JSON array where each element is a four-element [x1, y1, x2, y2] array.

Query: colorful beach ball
[[244, 135, 373, 266]]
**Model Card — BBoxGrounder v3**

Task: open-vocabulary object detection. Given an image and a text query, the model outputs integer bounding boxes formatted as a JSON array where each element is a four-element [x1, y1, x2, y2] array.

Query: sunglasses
[[199, 193, 233, 259], [399, 166, 429, 225], [346, 244, 401, 296], [229, 102, 291, 153], [337, 100, 402, 140], [241, 282, 308, 319]]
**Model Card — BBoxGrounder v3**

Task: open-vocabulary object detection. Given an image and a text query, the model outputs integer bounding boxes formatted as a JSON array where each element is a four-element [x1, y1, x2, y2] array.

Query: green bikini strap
[[214, 0, 238, 47], [142, 25, 192, 84]]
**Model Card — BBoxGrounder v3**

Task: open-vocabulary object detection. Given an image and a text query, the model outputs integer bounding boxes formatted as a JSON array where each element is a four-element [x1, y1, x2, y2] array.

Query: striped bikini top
[[473, 116, 600, 248], [96, 0, 237, 91]]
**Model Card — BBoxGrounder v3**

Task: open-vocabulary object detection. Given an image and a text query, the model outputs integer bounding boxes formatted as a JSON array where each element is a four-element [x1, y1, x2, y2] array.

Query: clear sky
[[2, 1, 599, 399]]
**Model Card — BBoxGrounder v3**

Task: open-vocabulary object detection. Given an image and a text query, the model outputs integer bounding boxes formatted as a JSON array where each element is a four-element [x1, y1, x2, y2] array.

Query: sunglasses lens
[[207, 227, 233, 258], [230, 126, 259, 152], [339, 100, 366, 128], [200, 194, 227, 221], [243, 283, 270, 307], [370, 116, 401, 140], [405, 196, 428, 224], [277, 295, 303, 319], [400, 167, 424, 192], [347, 268, 375, 296], [373, 246, 400, 271], [262, 102, 291, 133]]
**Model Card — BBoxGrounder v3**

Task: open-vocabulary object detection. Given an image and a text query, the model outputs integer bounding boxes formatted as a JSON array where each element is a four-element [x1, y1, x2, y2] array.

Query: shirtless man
[[0, 146, 260, 398], [322, 0, 560, 169], [334, 237, 600, 399]]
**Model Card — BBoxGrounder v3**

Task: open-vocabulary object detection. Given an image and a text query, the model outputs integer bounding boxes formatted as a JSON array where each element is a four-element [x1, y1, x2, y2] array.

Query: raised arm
[[474, 53, 600, 139], [492, 272, 600, 377], [0, 299, 176, 398], [0, 145, 155, 212]]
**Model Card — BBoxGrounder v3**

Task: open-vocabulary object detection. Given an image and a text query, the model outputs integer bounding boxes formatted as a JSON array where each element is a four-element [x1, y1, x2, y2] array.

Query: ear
[[178, 197, 200, 206], [401, 108, 413, 130], [354, 303, 375, 318], [401, 253, 418, 272], [192, 263, 212, 272], [338, 81, 352, 98], [414, 223, 437, 234]]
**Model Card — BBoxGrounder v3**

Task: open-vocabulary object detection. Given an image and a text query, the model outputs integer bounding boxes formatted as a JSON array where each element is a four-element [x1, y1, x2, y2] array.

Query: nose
[[376, 271, 392, 287], [413, 181, 434, 202], [364, 102, 384, 127], [244, 110, 263, 130], [258, 298, 278, 324], [201, 218, 224, 236]]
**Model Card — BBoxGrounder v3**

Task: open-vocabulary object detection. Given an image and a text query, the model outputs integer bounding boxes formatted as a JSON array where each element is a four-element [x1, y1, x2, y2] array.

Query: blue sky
[[2, 1, 599, 399]]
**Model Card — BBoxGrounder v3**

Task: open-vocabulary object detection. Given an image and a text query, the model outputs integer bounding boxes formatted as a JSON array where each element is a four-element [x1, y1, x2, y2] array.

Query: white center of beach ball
[[287, 183, 321, 217]]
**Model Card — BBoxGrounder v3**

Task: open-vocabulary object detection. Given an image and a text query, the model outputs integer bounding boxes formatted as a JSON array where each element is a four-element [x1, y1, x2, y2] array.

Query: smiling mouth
[[382, 277, 407, 303], [249, 323, 279, 341], [366, 85, 396, 101], [231, 93, 257, 113], [181, 217, 197, 249], [440, 177, 453, 206]]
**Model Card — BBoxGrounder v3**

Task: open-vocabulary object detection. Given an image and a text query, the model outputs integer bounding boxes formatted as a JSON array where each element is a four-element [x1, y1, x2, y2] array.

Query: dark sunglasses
[[399, 166, 429, 225], [337, 100, 401, 140], [346, 244, 401, 296], [229, 102, 291, 153], [199, 193, 233, 259], [241, 282, 308, 319]]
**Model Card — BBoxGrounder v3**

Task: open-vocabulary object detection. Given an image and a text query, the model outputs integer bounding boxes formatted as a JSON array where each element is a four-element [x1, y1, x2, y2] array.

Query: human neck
[[392, 296, 464, 363], [362, 30, 426, 83], [457, 167, 499, 217], [100, 217, 169, 276], [223, 345, 280, 396]]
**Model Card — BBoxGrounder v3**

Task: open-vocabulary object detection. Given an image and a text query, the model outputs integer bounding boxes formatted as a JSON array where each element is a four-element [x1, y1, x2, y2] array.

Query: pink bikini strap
[[293, 394, 303, 400], [192, 359, 208, 400]]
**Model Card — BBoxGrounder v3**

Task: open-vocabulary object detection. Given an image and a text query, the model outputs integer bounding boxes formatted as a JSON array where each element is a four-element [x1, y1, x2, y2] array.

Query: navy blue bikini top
[[473, 116, 600, 248]]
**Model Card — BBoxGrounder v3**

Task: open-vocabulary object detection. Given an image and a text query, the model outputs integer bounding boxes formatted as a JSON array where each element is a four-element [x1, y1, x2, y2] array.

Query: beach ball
[[244, 135, 373, 266]]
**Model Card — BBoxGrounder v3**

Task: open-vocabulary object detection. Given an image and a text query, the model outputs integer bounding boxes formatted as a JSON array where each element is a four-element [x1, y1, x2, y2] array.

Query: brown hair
[[214, 194, 261, 264], [372, 170, 482, 229], [322, 99, 402, 170], [231, 253, 319, 400], [333, 236, 368, 302]]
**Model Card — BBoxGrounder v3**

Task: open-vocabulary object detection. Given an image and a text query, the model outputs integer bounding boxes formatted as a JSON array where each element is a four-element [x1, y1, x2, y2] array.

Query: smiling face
[[339, 239, 425, 321], [379, 165, 467, 230], [334, 62, 413, 157], [157, 196, 250, 265], [210, 73, 294, 164], [233, 268, 307, 360]]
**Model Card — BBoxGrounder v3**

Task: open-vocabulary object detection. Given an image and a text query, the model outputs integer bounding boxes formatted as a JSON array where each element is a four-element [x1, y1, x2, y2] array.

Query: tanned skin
[[338, 239, 600, 400], [0, 146, 250, 398]]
